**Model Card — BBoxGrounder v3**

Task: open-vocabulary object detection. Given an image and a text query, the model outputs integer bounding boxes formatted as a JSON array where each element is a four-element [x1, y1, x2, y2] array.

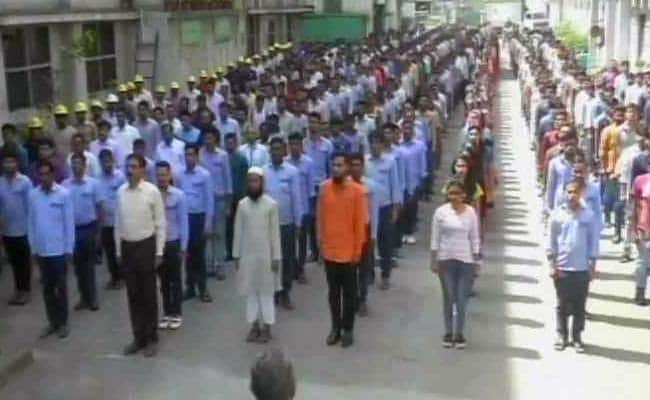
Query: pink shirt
[[633, 174, 650, 233]]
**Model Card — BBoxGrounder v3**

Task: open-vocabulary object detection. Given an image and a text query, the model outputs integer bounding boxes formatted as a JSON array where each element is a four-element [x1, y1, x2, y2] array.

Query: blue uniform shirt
[[28, 184, 75, 256], [176, 165, 214, 228], [399, 139, 427, 196], [62, 176, 102, 226], [0, 173, 32, 237], [304, 137, 333, 187], [162, 185, 189, 251], [366, 153, 401, 207], [264, 161, 303, 227], [199, 147, 233, 198], [386, 144, 407, 199], [285, 154, 316, 217], [547, 203, 599, 271], [239, 142, 270, 168], [97, 169, 126, 228], [546, 155, 574, 212], [178, 126, 201, 145]]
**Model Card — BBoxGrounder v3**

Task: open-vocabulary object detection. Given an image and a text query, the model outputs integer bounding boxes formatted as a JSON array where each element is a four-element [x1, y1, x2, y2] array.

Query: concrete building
[[313, 0, 402, 34], [550, 0, 650, 69], [245, 0, 314, 54], [0, 0, 247, 123]]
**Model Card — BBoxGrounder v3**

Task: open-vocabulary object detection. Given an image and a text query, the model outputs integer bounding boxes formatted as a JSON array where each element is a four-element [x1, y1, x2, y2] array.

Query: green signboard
[[181, 20, 203, 46], [215, 16, 233, 43]]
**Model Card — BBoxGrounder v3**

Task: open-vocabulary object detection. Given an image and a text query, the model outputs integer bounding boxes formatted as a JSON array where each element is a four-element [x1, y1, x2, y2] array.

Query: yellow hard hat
[[53, 104, 69, 115], [210, 73, 218, 80], [106, 94, 119, 103], [199, 70, 209, 79], [187, 75, 197, 83], [262, 50, 269, 57], [73, 101, 88, 113], [237, 56, 245, 64], [126, 81, 136, 91], [155, 85, 166, 93], [27, 116, 44, 129], [245, 58, 253, 65], [227, 63, 235, 68], [170, 81, 180, 89], [133, 74, 145, 83], [216, 67, 225, 75], [118, 84, 128, 93], [252, 54, 261, 60], [90, 100, 104, 109]]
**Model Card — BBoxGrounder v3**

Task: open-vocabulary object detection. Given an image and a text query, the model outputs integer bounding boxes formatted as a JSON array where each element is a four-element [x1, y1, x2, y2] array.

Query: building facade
[[314, 0, 402, 35], [246, 0, 314, 55]]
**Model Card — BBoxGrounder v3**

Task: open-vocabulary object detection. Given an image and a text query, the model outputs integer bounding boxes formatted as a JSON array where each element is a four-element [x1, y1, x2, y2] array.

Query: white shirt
[[111, 123, 141, 153], [573, 90, 592, 127], [624, 84, 644, 106], [155, 139, 186, 174], [114, 180, 166, 257], [430, 203, 480, 264], [617, 143, 641, 185]]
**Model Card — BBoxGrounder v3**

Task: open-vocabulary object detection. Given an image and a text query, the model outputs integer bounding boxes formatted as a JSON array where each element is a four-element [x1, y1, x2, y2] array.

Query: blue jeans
[[377, 205, 394, 278], [438, 259, 474, 335], [38, 255, 68, 328], [603, 177, 619, 224]]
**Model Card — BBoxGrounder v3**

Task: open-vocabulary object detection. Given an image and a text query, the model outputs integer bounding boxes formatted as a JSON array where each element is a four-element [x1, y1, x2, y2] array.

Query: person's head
[[402, 121, 414, 141], [116, 108, 127, 128], [99, 149, 114, 174], [70, 152, 86, 178], [54, 112, 68, 129], [180, 110, 193, 129], [553, 111, 567, 129], [219, 102, 230, 119], [204, 127, 221, 149], [165, 104, 177, 120], [250, 347, 296, 400], [247, 168, 265, 201], [564, 180, 581, 209], [1, 123, 17, 144], [184, 144, 199, 169], [347, 152, 364, 181], [452, 156, 470, 177], [382, 122, 399, 146], [287, 132, 303, 158], [133, 138, 147, 157], [224, 133, 238, 152], [368, 132, 385, 157], [126, 153, 146, 183], [70, 133, 86, 155], [613, 106, 626, 124], [445, 179, 466, 206], [156, 161, 172, 189], [161, 122, 174, 143], [308, 113, 322, 138], [97, 120, 111, 140], [152, 106, 164, 122], [2, 149, 18, 176], [625, 104, 639, 123], [269, 137, 286, 165], [330, 152, 348, 183], [37, 138, 55, 160], [37, 160, 55, 190], [245, 124, 259, 144], [137, 100, 150, 120], [572, 158, 587, 185]]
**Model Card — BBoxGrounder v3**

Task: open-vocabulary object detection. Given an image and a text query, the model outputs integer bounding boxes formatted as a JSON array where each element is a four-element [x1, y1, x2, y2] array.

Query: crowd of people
[[0, 23, 504, 358], [508, 24, 650, 352]]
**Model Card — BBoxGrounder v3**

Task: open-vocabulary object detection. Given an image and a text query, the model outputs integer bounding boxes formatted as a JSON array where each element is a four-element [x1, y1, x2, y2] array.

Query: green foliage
[[555, 21, 588, 52]]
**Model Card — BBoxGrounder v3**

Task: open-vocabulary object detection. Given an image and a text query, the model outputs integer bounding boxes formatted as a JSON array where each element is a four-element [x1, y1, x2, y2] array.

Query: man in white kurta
[[233, 167, 282, 343]]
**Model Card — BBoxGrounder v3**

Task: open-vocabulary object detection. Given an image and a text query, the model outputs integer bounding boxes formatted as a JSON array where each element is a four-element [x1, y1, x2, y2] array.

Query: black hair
[[133, 138, 146, 148], [98, 149, 114, 160], [346, 152, 364, 163], [126, 153, 146, 168]]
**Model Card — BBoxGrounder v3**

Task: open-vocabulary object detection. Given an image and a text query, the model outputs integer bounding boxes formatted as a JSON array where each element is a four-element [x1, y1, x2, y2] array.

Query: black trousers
[[159, 240, 182, 316], [398, 189, 419, 236], [122, 236, 158, 346], [554, 270, 590, 339], [101, 227, 121, 282], [297, 213, 315, 275], [186, 213, 207, 294], [280, 224, 296, 297], [357, 238, 373, 304], [3, 235, 31, 292], [73, 222, 98, 305], [38, 256, 68, 328], [376, 205, 393, 278], [325, 260, 358, 333], [225, 196, 242, 259]]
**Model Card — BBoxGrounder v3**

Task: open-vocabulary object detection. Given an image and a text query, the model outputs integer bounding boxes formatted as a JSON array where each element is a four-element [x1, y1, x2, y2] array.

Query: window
[[83, 22, 117, 93], [2, 26, 53, 111], [268, 20, 276, 47]]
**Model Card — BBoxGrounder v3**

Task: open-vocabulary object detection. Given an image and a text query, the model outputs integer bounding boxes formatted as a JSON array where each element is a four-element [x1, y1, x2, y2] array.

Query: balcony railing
[[163, 0, 233, 11], [247, 0, 314, 14]]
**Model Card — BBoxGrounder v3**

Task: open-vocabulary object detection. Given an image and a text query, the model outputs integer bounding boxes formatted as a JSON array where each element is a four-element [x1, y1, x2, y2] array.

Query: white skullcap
[[248, 166, 264, 177]]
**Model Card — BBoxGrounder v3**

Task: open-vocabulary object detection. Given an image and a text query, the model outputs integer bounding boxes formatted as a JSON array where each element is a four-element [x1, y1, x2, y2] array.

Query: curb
[[0, 349, 34, 388]]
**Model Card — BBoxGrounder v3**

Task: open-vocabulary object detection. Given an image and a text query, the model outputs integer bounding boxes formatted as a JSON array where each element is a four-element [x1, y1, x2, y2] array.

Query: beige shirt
[[114, 179, 166, 256]]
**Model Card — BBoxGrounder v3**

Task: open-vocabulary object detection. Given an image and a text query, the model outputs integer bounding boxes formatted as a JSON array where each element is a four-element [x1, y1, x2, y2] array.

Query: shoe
[[357, 301, 368, 317], [379, 277, 390, 290], [200, 291, 213, 303], [74, 300, 88, 311], [405, 236, 417, 245], [573, 338, 585, 354], [454, 334, 466, 349], [280, 296, 294, 311], [341, 331, 354, 348], [326, 331, 341, 346], [634, 287, 648, 306], [40, 325, 58, 338], [143, 342, 158, 357], [89, 301, 99, 311], [442, 334, 454, 348], [246, 322, 261, 342], [123, 341, 143, 355], [183, 289, 196, 301], [554, 333, 568, 351], [57, 325, 69, 339], [297, 273, 308, 284], [158, 317, 170, 329], [215, 270, 226, 281], [258, 324, 272, 343], [168, 316, 183, 330]]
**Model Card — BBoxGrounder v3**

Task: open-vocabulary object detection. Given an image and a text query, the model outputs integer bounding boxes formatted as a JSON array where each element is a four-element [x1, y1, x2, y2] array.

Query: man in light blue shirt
[[156, 161, 188, 330], [200, 127, 232, 281], [366, 132, 401, 289], [155, 122, 186, 175], [546, 140, 577, 214], [28, 160, 75, 338], [176, 144, 214, 302], [178, 110, 201, 145], [97, 149, 126, 289], [239, 127, 270, 168], [398, 121, 427, 245], [547, 180, 599, 352], [264, 137, 303, 310], [0, 149, 33, 305], [286, 132, 316, 282], [382, 122, 407, 198], [134, 100, 161, 159], [214, 102, 241, 143], [304, 117, 333, 188], [63, 153, 103, 311]]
